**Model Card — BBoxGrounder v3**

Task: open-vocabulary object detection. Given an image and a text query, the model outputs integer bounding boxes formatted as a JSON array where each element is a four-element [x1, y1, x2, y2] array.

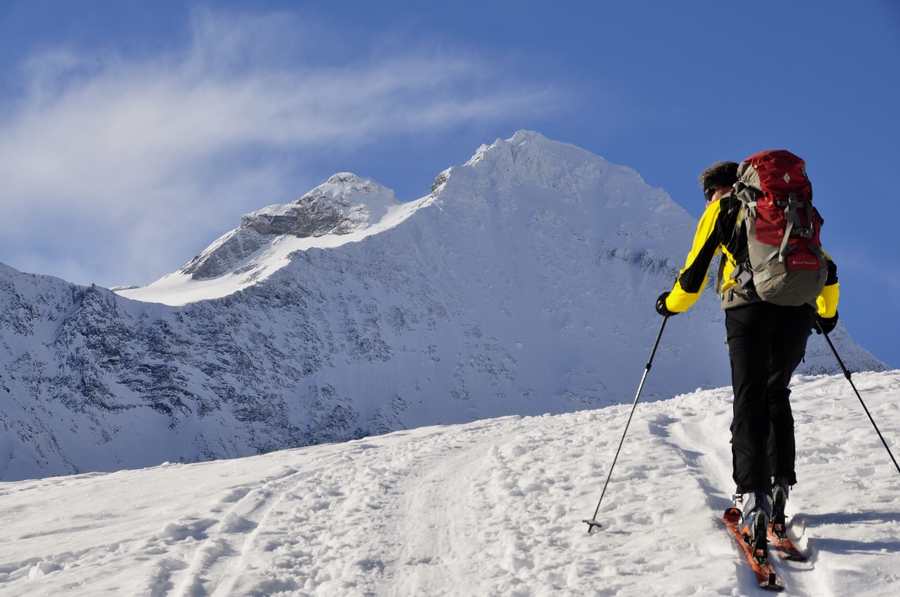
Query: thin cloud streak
[[0, 10, 562, 287]]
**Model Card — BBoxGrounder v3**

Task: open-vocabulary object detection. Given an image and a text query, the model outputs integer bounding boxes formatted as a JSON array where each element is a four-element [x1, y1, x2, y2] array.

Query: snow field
[[0, 371, 897, 596]]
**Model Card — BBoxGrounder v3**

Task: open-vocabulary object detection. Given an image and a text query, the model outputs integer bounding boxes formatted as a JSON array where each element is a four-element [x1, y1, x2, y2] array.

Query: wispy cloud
[[0, 9, 561, 287]]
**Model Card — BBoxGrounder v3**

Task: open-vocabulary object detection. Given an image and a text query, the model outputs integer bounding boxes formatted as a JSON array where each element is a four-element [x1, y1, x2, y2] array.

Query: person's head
[[699, 161, 739, 205]]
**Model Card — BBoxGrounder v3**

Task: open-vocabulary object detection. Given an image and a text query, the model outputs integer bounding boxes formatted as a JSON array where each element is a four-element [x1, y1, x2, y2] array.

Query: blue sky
[[0, 1, 898, 368]]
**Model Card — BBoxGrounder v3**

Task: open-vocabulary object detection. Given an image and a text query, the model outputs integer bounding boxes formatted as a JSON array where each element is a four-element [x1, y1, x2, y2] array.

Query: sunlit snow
[[1, 371, 898, 596]]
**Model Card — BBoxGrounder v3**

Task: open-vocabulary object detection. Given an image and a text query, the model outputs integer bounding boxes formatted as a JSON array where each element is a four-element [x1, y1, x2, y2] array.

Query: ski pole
[[584, 316, 668, 534], [817, 321, 900, 478]]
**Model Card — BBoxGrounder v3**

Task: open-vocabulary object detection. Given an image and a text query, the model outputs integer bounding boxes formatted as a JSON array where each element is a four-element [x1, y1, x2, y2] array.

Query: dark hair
[[699, 161, 739, 193]]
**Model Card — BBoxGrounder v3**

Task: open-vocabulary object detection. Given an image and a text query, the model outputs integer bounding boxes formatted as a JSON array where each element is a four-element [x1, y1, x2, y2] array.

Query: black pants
[[725, 302, 814, 494]]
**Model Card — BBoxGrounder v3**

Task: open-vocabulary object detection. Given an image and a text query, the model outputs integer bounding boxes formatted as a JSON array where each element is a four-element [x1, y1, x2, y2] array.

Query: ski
[[722, 508, 785, 591], [768, 524, 806, 561]]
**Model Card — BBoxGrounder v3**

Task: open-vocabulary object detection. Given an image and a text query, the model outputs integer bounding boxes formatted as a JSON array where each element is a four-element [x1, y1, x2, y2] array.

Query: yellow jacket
[[664, 193, 839, 317]]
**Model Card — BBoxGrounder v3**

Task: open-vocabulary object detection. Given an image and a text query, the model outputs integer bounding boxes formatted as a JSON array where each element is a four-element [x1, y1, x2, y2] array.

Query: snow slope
[[1, 370, 898, 596]]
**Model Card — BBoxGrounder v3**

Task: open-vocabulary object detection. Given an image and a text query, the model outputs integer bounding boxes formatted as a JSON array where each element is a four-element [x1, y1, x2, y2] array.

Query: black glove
[[814, 312, 838, 335], [656, 292, 677, 317]]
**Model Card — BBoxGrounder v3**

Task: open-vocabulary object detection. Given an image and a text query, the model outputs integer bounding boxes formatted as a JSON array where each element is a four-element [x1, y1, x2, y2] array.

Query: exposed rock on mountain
[[181, 173, 399, 280]]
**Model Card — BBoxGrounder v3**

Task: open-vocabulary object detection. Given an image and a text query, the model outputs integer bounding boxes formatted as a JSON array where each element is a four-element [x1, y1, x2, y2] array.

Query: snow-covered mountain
[[119, 173, 426, 304], [0, 131, 887, 481], [2, 371, 899, 596]]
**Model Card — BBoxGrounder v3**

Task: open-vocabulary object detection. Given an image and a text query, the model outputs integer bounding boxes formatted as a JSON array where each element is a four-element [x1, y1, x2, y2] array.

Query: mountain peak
[[116, 172, 428, 305], [465, 130, 546, 165], [453, 129, 648, 197], [180, 173, 398, 281], [465, 130, 570, 168], [304, 172, 398, 222]]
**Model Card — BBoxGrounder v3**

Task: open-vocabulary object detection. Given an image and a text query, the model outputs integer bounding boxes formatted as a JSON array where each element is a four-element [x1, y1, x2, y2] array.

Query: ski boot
[[740, 491, 773, 565], [770, 477, 790, 540]]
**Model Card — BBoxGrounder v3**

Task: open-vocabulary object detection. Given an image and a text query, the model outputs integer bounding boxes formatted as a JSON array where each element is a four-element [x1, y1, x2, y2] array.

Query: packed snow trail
[[0, 371, 898, 596]]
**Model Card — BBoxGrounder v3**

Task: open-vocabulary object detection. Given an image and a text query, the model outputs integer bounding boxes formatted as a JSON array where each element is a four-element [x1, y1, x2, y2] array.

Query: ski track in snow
[[0, 371, 898, 596]]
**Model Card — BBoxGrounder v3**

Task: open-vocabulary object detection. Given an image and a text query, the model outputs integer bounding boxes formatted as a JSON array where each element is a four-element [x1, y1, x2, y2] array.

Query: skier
[[655, 160, 840, 557]]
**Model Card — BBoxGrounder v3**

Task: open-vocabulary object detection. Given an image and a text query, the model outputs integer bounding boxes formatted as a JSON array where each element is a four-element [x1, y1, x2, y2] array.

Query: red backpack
[[731, 150, 828, 306]]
